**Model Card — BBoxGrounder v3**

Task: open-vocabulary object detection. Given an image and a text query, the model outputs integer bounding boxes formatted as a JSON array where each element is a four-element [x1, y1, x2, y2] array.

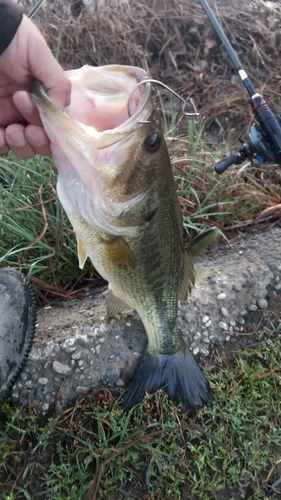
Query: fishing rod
[[199, 0, 281, 174]]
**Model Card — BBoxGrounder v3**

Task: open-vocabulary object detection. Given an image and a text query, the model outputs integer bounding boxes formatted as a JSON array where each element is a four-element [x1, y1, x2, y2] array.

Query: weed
[[0, 329, 280, 499]]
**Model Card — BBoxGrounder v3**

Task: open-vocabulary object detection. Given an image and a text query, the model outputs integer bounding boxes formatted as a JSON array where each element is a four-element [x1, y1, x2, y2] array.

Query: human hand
[[0, 15, 71, 159]]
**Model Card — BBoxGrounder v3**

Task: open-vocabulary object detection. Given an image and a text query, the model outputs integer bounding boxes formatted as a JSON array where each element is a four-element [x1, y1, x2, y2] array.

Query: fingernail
[[9, 134, 27, 148]]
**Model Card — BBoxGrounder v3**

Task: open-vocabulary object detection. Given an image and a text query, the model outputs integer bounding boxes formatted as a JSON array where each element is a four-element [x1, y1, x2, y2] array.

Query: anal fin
[[178, 251, 195, 301], [106, 288, 133, 319]]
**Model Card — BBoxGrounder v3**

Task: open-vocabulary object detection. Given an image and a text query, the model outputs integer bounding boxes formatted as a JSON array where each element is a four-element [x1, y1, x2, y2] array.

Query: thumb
[[24, 16, 71, 109]]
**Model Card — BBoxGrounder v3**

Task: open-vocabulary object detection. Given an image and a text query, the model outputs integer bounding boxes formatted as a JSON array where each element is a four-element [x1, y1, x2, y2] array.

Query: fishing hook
[[127, 79, 200, 123]]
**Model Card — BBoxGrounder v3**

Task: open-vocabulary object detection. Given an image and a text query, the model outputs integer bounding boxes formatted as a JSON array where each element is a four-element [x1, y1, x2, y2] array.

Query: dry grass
[[22, 0, 281, 140]]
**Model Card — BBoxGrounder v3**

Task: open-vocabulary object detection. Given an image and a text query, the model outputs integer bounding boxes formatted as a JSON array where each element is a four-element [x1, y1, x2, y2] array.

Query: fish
[[30, 65, 215, 411]]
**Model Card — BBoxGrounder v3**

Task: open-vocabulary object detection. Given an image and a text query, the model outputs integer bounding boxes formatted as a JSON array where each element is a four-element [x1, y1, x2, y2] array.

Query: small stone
[[118, 351, 128, 361], [229, 320, 236, 327], [34, 386, 43, 400], [202, 315, 209, 324], [52, 361, 72, 375], [227, 270, 236, 277], [200, 347, 209, 356], [20, 372, 28, 382], [99, 337, 105, 343], [236, 316, 245, 325], [217, 293, 226, 301], [78, 360, 84, 367], [104, 373, 118, 384], [115, 379, 125, 387], [133, 352, 141, 358], [202, 331, 209, 337], [203, 337, 210, 344], [194, 331, 202, 340], [219, 321, 228, 330], [221, 307, 228, 317], [19, 391, 29, 405], [240, 309, 248, 317], [274, 283, 281, 290], [184, 313, 192, 323], [95, 345, 101, 355], [61, 346, 76, 354], [257, 299, 268, 309], [248, 280, 256, 289], [109, 354, 115, 359], [38, 377, 48, 385], [225, 335, 231, 342], [41, 403, 49, 412], [71, 351, 82, 360], [75, 386, 88, 394], [234, 296, 242, 306], [249, 304, 258, 311], [192, 346, 200, 355], [205, 320, 212, 328], [268, 262, 277, 272]]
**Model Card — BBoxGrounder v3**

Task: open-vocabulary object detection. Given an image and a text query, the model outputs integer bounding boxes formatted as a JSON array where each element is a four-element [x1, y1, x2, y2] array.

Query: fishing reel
[[200, 0, 281, 175], [214, 120, 281, 174]]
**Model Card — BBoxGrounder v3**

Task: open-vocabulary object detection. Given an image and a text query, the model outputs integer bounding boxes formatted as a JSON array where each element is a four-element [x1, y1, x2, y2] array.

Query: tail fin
[[123, 347, 212, 411]]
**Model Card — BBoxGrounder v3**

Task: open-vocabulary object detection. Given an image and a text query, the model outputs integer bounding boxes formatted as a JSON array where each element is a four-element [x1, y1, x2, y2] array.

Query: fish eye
[[144, 133, 161, 153]]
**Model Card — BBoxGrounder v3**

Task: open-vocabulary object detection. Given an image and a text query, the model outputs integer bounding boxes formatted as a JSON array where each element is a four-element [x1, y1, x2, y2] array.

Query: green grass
[[0, 327, 280, 499], [0, 154, 92, 284], [1, 121, 280, 288]]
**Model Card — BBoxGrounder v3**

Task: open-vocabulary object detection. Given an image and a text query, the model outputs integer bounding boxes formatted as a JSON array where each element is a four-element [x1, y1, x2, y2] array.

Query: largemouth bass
[[30, 65, 213, 411]]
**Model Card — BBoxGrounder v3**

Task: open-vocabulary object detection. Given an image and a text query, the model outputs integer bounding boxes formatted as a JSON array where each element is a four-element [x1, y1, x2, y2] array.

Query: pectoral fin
[[106, 288, 133, 319], [101, 235, 136, 270], [76, 235, 88, 269], [178, 251, 195, 301]]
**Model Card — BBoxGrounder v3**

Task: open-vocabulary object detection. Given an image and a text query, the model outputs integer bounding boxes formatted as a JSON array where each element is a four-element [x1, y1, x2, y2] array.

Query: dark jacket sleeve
[[0, 0, 23, 56]]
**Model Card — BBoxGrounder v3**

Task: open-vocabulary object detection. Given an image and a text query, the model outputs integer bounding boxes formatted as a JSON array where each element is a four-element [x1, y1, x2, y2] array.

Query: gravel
[[11, 227, 281, 413]]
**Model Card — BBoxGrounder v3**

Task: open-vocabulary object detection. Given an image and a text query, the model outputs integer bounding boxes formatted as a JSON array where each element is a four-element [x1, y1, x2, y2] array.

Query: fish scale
[[30, 65, 214, 411]]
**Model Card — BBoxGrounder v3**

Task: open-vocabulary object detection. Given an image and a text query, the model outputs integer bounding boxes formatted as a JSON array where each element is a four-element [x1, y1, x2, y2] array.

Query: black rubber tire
[[0, 268, 36, 404]]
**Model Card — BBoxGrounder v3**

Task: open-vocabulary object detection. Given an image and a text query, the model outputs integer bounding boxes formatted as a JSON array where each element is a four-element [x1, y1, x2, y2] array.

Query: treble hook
[[127, 78, 200, 123]]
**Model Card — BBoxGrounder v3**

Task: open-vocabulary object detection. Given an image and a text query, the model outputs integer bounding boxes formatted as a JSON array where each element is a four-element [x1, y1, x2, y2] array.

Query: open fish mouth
[[65, 65, 153, 138], [30, 65, 153, 148], [29, 66, 158, 237]]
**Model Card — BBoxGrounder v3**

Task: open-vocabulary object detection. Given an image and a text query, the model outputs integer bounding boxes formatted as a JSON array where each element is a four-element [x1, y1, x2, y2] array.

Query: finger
[[5, 123, 37, 160], [0, 128, 10, 155], [25, 18, 71, 109], [25, 124, 51, 156], [13, 91, 42, 126], [0, 97, 23, 127]]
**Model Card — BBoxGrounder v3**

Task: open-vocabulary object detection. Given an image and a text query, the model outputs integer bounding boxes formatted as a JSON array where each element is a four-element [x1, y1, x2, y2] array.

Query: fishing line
[[27, 0, 45, 19], [127, 79, 200, 123]]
